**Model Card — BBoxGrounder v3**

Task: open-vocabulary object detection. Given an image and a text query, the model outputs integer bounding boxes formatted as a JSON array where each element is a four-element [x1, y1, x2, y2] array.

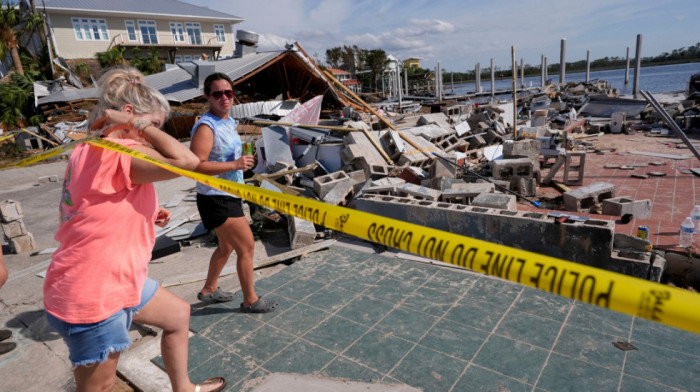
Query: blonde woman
[[43, 67, 226, 392]]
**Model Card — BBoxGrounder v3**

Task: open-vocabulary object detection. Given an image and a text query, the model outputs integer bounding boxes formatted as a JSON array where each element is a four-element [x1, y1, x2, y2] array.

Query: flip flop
[[0, 329, 11, 342], [240, 297, 278, 313], [197, 288, 233, 303], [0, 342, 16, 356], [194, 376, 226, 392]]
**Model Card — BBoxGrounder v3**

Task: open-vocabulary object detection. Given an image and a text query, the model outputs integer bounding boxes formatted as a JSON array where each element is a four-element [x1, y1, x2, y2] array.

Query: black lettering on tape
[[578, 275, 596, 303], [595, 281, 614, 308], [638, 289, 670, 321], [530, 262, 545, 287], [450, 245, 478, 268]]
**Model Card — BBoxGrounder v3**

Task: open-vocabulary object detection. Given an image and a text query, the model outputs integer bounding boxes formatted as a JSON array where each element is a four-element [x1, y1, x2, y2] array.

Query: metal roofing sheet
[[146, 51, 284, 103], [39, 50, 288, 105], [42, 0, 243, 21], [37, 87, 98, 105], [230, 100, 300, 120]]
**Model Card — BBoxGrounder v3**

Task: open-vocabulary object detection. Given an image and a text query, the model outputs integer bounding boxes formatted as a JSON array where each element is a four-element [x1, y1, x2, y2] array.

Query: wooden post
[[560, 38, 566, 84], [511, 46, 518, 138], [625, 46, 630, 84], [325, 70, 433, 161], [585, 50, 590, 83], [633, 34, 643, 96], [490, 58, 495, 102]]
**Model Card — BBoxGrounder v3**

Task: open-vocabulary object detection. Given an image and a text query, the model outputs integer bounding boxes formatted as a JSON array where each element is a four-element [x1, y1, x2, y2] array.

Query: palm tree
[[0, 2, 23, 76]]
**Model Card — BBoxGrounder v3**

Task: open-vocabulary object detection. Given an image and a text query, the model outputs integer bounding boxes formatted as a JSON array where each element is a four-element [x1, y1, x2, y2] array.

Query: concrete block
[[379, 130, 406, 159], [471, 193, 517, 210], [363, 185, 397, 196], [347, 170, 366, 184], [287, 216, 316, 250], [341, 144, 364, 165], [429, 156, 457, 179], [436, 134, 462, 152], [313, 171, 351, 199], [563, 151, 585, 186], [1, 220, 27, 238], [371, 177, 405, 187], [563, 182, 616, 212], [417, 113, 451, 129], [510, 176, 538, 198], [396, 132, 438, 169], [322, 179, 354, 206], [0, 200, 23, 223], [422, 177, 464, 191], [343, 132, 386, 167], [502, 139, 540, 159], [397, 183, 442, 201], [441, 182, 495, 204], [491, 158, 535, 181], [38, 175, 59, 184], [468, 134, 486, 150], [602, 197, 652, 219], [9, 232, 36, 253], [355, 195, 647, 279], [364, 164, 392, 180]]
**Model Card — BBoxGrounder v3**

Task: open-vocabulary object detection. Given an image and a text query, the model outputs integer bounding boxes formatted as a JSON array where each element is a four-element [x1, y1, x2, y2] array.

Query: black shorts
[[196, 194, 244, 230]]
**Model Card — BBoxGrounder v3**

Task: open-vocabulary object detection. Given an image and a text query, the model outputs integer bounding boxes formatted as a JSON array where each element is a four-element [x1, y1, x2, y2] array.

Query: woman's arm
[[189, 124, 253, 175], [97, 110, 200, 184]]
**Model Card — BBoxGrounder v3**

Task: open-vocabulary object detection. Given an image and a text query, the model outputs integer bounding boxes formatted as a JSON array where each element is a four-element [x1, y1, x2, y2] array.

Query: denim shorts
[[46, 278, 159, 367]]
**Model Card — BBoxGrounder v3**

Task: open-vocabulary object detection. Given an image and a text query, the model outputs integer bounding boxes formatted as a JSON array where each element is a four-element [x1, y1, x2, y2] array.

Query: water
[[445, 62, 700, 99]]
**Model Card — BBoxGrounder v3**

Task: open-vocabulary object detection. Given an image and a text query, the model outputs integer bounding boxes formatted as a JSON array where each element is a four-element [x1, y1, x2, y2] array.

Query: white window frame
[[185, 22, 202, 45], [138, 20, 158, 44], [214, 24, 226, 43], [170, 22, 185, 43], [124, 20, 137, 41], [71, 18, 109, 41]]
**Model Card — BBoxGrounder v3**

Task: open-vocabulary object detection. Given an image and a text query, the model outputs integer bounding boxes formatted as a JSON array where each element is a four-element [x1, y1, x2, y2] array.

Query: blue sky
[[183, 0, 700, 72]]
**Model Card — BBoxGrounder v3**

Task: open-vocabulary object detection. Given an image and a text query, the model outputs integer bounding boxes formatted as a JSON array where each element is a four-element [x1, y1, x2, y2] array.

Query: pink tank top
[[44, 138, 157, 323]]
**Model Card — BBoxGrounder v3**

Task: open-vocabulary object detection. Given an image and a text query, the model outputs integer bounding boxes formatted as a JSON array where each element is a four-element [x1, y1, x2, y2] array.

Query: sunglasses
[[210, 89, 234, 100]]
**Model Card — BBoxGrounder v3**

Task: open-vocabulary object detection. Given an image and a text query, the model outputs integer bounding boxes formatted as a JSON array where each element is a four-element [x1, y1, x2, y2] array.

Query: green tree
[[96, 46, 126, 68], [341, 45, 359, 74], [130, 47, 162, 75], [325, 47, 342, 68], [0, 73, 42, 127], [0, 2, 24, 76], [362, 49, 388, 91]]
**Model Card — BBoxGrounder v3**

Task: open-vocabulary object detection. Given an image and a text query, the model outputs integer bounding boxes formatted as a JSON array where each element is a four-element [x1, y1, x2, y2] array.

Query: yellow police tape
[[0, 129, 25, 143], [4, 138, 700, 334]]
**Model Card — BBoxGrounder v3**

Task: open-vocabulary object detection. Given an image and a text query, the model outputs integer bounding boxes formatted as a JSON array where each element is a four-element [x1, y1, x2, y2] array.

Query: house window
[[138, 20, 158, 44], [185, 22, 202, 45], [71, 18, 108, 41], [174, 55, 183, 63], [183, 55, 193, 62], [125, 20, 137, 41], [170, 22, 185, 43], [214, 24, 225, 43]]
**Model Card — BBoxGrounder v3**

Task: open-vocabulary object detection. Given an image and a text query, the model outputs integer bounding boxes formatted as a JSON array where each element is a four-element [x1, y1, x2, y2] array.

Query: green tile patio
[[154, 245, 700, 391]]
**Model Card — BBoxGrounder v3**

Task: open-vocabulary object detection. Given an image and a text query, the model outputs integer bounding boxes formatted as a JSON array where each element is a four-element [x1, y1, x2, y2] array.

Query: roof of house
[[327, 68, 350, 75], [38, 50, 286, 105], [41, 0, 243, 22]]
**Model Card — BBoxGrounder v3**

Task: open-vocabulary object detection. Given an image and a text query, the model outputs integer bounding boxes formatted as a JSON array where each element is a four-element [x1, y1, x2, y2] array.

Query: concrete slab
[[249, 374, 420, 392]]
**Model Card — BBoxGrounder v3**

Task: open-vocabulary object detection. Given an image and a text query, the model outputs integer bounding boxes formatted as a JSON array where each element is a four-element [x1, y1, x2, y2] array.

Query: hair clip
[[128, 79, 139, 84]]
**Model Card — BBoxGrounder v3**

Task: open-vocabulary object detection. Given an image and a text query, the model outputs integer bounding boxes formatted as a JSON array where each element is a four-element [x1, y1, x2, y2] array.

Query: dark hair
[[203, 72, 233, 95]]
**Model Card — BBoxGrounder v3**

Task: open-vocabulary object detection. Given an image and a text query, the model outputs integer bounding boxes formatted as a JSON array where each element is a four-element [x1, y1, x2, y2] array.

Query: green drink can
[[242, 142, 253, 155]]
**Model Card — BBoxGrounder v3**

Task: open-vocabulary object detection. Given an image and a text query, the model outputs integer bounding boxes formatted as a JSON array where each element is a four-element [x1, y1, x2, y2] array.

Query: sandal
[[194, 376, 226, 392], [197, 288, 233, 303], [240, 297, 278, 313], [0, 342, 16, 356]]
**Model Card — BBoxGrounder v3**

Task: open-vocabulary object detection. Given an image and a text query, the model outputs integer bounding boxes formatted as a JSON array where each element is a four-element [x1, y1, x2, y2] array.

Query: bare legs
[[200, 216, 259, 307], [73, 287, 223, 392]]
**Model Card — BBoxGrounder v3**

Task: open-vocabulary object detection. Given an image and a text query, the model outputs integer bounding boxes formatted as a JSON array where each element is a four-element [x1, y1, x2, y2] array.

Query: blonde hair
[[89, 67, 170, 128]]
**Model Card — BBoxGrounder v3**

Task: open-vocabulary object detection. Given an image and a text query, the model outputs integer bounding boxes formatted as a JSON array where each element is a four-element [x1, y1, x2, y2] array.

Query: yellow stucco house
[[42, 0, 244, 63], [403, 57, 421, 70]]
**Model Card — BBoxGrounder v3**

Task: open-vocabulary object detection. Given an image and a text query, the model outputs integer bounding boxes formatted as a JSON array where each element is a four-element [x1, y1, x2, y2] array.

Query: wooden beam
[[324, 70, 433, 161]]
